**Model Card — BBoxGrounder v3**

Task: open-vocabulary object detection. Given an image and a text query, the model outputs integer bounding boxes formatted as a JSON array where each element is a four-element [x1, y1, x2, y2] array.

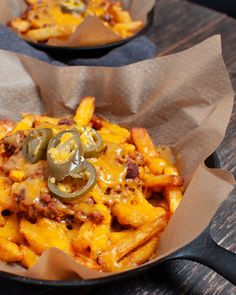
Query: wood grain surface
[[2, 0, 236, 294]]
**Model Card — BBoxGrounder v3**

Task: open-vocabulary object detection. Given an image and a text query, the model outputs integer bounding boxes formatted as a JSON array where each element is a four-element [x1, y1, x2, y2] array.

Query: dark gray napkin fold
[[0, 25, 156, 66]]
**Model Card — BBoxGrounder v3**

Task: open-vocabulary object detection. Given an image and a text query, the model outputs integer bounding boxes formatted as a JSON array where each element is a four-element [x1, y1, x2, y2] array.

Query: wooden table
[[3, 0, 236, 294]]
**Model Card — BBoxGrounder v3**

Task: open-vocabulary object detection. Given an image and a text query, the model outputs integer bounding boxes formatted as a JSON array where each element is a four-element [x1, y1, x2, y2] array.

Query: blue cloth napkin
[[0, 25, 156, 66]]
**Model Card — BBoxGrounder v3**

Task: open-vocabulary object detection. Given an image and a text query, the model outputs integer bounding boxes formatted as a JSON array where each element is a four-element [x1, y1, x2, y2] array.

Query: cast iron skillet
[[26, 8, 155, 58], [1, 152, 236, 292]]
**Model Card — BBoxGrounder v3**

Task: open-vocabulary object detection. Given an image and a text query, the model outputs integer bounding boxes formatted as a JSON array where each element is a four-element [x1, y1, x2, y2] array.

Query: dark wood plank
[[147, 0, 226, 54]]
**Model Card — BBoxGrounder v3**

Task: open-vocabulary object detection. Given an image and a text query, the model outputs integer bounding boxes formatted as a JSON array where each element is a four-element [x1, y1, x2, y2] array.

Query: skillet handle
[[167, 227, 236, 285]]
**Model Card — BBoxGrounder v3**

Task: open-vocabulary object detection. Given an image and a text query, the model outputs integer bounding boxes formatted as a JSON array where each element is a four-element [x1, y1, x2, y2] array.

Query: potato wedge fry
[[74, 97, 95, 127], [0, 237, 22, 262], [98, 215, 167, 272]]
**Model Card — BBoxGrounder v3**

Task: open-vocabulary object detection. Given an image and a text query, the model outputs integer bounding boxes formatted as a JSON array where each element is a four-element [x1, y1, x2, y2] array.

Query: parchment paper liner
[[0, 0, 155, 47], [0, 35, 234, 280]]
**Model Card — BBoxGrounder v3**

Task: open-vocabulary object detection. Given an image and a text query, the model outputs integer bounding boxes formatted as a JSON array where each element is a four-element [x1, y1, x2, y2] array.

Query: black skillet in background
[[26, 8, 155, 59], [0, 152, 235, 295]]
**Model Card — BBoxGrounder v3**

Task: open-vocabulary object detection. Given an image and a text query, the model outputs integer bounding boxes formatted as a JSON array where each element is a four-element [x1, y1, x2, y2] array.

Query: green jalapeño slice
[[80, 127, 104, 158], [47, 129, 84, 181], [48, 160, 96, 201], [22, 128, 53, 164], [60, 0, 87, 14]]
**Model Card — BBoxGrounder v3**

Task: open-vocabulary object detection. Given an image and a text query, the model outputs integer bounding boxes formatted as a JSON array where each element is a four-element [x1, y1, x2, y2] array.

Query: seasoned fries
[[0, 97, 184, 272], [8, 0, 143, 44], [98, 215, 167, 271]]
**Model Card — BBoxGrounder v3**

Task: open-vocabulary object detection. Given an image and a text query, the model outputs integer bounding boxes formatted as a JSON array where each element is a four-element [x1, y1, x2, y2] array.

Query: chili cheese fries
[[0, 97, 183, 272], [8, 0, 143, 43]]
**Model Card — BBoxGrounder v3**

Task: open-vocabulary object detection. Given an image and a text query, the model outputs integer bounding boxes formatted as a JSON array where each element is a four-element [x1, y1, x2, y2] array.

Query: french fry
[[98, 215, 167, 272], [156, 146, 175, 166], [73, 204, 111, 258], [113, 10, 132, 23], [20, 245, 39, 269], [25, 0, 39, 4], [90, 224, 110, 260], [23, 114, 59, 126], [146, 158, 167, 175], [74, 97, 95, 127], [89, 184, 107, 204], [164, 166, 179, 176], [120, 237, 158, 269], [101, 121, 130, 139], [9, 19, 31, 33], [75, 253, 102, 271], [112, 189, 166, 228], [25, 26, 71, 42], [110, 230, 135, 245], [112, 202, 166, 228], [112, 22, 143, 38], [131, 128, 157, 158], [142, 174, 184, 187], [131, 128, 166, 175], [12, 117, 34, 133], [0, 237, 22, 262], [72, 221, 94, 253], [98, 131, 128, 144], [164, 186, 183, 215]]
